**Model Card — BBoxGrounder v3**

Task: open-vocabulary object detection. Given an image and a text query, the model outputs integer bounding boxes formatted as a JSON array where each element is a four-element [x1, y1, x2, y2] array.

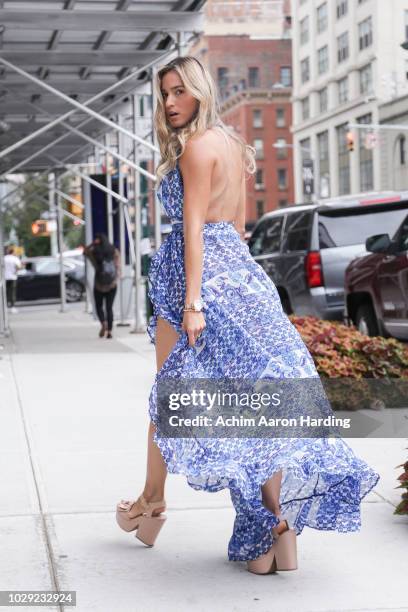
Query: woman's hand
[[182, 311, 206, 347]]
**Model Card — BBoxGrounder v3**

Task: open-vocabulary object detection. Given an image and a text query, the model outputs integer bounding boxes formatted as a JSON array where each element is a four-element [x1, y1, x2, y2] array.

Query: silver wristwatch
[[184, 298, 205, 312]]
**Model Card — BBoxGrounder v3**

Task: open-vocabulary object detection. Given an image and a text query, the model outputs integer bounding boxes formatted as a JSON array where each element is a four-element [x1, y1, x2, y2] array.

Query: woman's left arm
[[179, 137, 215, 347], [83, 244, 96, 267]]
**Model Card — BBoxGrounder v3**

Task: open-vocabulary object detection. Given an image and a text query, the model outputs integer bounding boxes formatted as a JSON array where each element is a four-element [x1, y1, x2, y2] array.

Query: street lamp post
[[273, 141, 320, 204]]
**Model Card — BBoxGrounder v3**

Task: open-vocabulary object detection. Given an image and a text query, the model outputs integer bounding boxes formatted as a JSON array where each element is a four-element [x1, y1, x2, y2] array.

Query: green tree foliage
[[2, 173, 83, 256]]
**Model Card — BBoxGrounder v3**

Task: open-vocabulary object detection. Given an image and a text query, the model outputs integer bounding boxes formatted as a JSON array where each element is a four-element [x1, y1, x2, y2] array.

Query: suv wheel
[[66, 280, 83, 302], [356, 303, 379, 337]]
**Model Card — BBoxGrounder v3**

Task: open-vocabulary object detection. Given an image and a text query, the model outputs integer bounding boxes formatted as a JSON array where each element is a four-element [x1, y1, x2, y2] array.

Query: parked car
[[344, 213, 408, 339], [247, 191, 408, 320], [17, 256, 86, 303]]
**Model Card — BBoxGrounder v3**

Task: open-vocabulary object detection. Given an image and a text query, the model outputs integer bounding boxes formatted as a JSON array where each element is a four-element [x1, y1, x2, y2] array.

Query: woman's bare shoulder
[[180, 131, 217, 168]]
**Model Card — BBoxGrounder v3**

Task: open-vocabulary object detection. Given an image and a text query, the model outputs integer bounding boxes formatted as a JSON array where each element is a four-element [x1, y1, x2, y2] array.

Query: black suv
[[247, 192, 408, 320]]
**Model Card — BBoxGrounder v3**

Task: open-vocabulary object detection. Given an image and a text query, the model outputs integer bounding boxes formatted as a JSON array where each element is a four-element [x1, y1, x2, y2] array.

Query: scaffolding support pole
[[56, 173, 67, 313], [151, 66, 161, 253], [131, 93, 146, 333], [117, 114, 127, 325], [48, 173, 58, 257], [123, 204, 136, 266], [0, 186, 9, 337], [82, 177, 94, 317], [105, 133, 114, 243]]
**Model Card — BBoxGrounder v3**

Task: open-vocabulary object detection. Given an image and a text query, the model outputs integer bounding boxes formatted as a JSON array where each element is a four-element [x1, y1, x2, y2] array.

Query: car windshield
[[318, 203, 408, 249]]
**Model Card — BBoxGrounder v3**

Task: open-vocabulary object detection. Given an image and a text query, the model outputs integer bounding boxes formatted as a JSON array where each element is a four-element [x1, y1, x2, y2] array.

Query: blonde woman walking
[[116, 56, 379, 574]]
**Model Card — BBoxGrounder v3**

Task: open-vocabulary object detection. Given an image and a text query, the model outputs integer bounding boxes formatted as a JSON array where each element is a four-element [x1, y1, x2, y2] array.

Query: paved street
[[1, 303, 407, 612]]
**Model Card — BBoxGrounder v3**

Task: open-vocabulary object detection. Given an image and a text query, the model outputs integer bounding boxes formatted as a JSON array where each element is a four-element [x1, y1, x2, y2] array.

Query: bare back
[[203, 127, 245, 225]]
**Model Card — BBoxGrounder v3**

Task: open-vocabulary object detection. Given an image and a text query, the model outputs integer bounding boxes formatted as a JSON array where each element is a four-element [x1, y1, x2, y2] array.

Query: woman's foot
[[122, 493, 166, 519], [106, 331, 112, 339], [247, 499, 297, 574], [116, 492, 167, 546], [247, 518, 297, 574], [99, 321, 107, 337]]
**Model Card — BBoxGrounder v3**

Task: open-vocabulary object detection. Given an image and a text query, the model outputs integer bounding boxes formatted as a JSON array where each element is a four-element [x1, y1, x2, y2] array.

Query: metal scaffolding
[[0, 0, 204, 336]]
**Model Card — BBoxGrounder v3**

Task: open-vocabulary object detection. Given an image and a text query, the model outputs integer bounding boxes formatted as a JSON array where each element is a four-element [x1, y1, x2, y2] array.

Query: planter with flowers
[[289, 315, 408, 516]]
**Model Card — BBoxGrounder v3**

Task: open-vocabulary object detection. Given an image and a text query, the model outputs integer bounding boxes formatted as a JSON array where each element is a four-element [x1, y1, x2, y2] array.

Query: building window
[[336, 0, 348, 19], [337, 123, 351, 195], [318, 45, 329, 75], [248, 66, 260, 88], [338, 76, 349, 104], [276, 138, 288, 159], [301, 96, 310, 120], [300, 137, 312, 201], [278, 199, 288, 208], [280, 66, 292, 86], [253, 138, 264, 159], [399, 136, 406, 165], [255, 168, 264, 189], [278, 168, 287, 190], [317, 3, 328, 33], [358, 113, 374, 191], [301, 57, 310, 83], [256, 200, 265, 218], [217, 66, 229, 88], [300, 16, 309, 45], [405, 10, 408, 41], [359, 16, 373, 51], [319, 87, 328, 113], [360, 63, 373, 95], [300, 137, 311, 160], [337, 32, 349, 63], [317, 131, 330, 198], [276, 108, 286, 127], [252, 109, 263, 128]]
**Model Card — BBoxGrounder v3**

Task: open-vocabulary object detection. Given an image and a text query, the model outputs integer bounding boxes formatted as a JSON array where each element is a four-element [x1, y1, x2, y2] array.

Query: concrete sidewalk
[[0, 303, 407, 612]]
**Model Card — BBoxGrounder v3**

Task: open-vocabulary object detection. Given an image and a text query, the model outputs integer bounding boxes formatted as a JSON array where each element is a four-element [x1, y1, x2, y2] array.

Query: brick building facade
[[190, 34, 294, 227]]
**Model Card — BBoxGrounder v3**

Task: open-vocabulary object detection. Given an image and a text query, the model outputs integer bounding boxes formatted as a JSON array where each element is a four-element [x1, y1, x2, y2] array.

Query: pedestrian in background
[[4, 245, 23, 314], [84, 233, 120, 339]]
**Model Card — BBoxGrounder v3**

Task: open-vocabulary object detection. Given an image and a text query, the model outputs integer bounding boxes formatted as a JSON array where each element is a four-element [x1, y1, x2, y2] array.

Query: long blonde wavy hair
[[154, 55, 256, 184]]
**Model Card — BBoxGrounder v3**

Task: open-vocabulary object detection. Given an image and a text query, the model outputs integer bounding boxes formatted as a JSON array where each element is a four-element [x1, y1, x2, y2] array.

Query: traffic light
[[67, 193, 84, 221], [346, 131, 354, 152], [31, 220, 49, 236]]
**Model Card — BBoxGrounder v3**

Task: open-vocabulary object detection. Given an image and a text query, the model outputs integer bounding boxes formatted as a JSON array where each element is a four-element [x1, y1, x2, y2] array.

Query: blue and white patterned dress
[[147, 159, 380, 562]]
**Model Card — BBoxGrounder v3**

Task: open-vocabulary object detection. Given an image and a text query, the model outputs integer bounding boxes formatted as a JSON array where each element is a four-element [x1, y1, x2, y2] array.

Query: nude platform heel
[[116, 494, 167, 547], [247, 518, 297, 575]]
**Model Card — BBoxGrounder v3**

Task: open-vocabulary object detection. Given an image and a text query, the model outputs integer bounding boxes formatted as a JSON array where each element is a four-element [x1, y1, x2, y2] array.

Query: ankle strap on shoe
[[139, 495, 166, 516]]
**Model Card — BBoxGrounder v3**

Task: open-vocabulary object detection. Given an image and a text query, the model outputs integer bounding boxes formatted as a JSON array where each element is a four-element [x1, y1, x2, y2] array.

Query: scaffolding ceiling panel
[[0, 0, 205, 174]]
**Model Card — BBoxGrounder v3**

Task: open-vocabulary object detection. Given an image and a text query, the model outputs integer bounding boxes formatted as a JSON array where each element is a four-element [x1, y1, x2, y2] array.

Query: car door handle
[[382, 255, 396, 262]]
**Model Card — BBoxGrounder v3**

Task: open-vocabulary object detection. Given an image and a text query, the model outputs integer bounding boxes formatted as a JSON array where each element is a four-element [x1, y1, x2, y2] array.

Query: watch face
[[193, 299, 203, 311]]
